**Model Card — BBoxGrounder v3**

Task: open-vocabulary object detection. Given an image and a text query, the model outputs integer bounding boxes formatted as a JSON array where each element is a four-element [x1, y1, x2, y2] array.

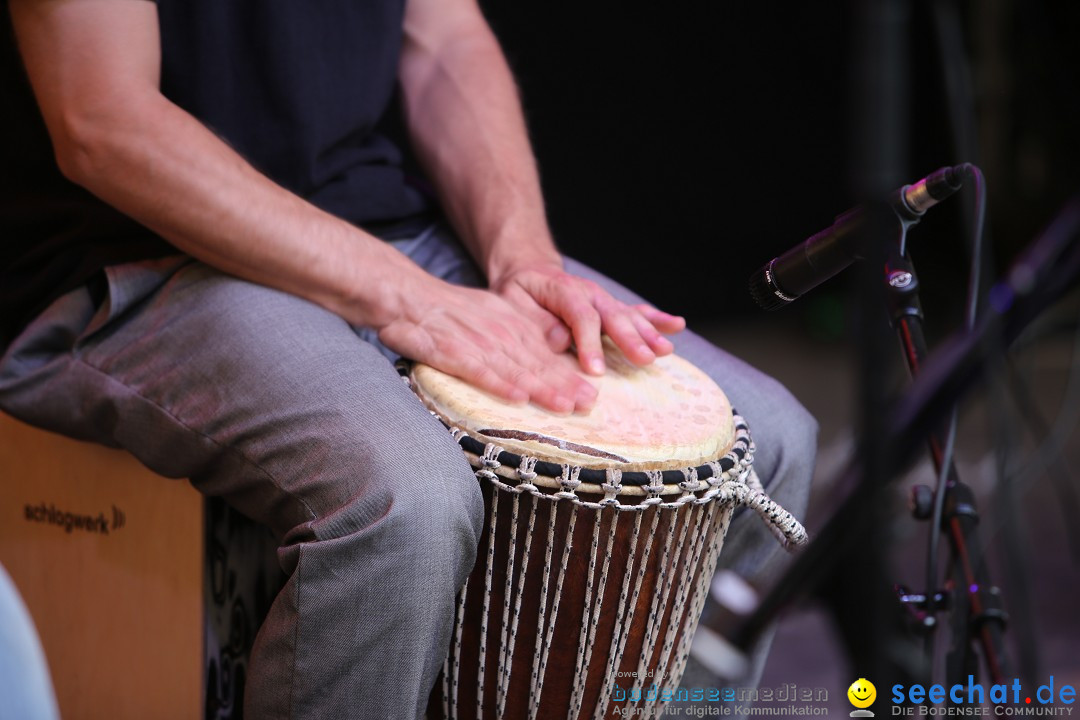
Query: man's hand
[[376, 269, 598, 414], [490, 261, 686, 376]]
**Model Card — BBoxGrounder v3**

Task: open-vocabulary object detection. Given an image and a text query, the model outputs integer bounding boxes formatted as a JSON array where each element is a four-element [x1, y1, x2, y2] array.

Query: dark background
[[478, 1, 1080, 335]]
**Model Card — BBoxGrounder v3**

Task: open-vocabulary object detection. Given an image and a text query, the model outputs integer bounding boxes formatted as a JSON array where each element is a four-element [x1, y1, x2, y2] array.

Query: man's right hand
[[373, 271, 599, 414]]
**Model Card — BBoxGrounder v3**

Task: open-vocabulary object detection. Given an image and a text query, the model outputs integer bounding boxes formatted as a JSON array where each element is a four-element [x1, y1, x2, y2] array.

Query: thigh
[[0, 257, 479, 541]]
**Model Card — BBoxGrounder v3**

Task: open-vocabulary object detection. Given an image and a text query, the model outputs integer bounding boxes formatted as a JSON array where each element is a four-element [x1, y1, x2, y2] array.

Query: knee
[[385, 441, 486, 577], [772, 389, 818, 465], [379, 450, 484, 603], [318, 423, 484, 579], [739, 377, 818, 500]]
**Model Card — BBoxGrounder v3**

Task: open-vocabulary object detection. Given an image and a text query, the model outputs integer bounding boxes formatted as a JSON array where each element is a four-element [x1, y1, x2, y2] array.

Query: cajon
[[0, 413, 283, 720]]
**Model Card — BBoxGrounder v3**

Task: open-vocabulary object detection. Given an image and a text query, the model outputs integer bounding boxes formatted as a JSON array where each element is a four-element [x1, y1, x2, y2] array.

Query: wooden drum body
[[411, 349, 806, 720]]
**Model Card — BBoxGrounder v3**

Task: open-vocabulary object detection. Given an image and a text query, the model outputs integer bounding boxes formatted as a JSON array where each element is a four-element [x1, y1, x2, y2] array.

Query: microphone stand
[[731, 193, 1080, 689], [885, 197, 1009, 687]]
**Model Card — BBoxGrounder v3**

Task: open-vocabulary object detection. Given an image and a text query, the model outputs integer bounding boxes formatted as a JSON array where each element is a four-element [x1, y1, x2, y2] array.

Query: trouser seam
[[289, 545, 304, 720]]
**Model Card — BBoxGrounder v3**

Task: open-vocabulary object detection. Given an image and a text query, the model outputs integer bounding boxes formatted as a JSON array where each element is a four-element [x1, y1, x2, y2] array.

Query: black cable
[[921, 163, 987, 672], [957, 164, 987, 330]]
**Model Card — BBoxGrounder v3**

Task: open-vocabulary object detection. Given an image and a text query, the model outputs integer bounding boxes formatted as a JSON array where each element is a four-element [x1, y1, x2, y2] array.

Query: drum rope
[[641, 501, 696, 710], [476, 443, 503, 719], [567, 506, 604, 717], [445, 414, 466, 716], [448, 573, 469, 720], [530, 465, 580, 720], [494, 484, 521, 715], [590, 506, 647, 720], [451, 417, 806, 530], [441, 644, 450, 720], [527, 483, 559, 718], [576, 504, 619, 717], [495, 455, 540, 717], [624, 472, 680, 715], [663, 455, 750, 704], [608, 506, 663, 716], [715, 471, 807, 551], [665, 505, 734, 716], [747, 467, 807, 549], [569, 469, 622, 717], [646, 470, 716, 715], [627, 507, 682, 713], [744, 445, 765, 493], [656, 455, 751, 716]]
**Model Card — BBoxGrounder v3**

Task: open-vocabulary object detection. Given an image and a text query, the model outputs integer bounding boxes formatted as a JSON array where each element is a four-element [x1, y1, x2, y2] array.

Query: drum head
[[410, 345, 734, 471]]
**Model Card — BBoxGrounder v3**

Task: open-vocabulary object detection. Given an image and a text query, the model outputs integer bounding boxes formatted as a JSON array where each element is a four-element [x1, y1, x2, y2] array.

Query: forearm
[[399, 4, 560, 282], [57, 93, 415, 328]]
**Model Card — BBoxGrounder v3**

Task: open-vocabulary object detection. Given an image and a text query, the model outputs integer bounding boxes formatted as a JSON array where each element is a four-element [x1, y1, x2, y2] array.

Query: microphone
[[748, 166, 964, 311]]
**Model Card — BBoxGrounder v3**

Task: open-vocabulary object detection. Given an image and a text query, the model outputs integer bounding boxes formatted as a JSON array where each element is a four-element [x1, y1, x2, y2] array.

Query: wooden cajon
[[0, 412, 283, 720]]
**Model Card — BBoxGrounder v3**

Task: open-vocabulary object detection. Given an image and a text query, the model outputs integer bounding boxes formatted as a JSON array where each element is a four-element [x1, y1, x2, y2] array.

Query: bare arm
[[9, 0, 596, 412], [398, 0, 686, 374], [9, 0, 411, 327]]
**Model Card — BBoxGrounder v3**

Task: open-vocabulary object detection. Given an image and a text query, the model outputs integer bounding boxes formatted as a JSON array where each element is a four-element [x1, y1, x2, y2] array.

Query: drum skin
[[410, 348, 734, 470]]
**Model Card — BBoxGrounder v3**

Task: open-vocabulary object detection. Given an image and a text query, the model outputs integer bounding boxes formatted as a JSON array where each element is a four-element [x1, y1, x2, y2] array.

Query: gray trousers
[[0, 225, 816, 719]]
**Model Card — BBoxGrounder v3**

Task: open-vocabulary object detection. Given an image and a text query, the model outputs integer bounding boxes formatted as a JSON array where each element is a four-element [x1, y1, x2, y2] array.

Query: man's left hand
[[491, 262, 686, 376]]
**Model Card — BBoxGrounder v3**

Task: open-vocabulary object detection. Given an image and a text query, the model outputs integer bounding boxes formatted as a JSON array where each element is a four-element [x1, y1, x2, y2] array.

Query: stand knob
[[910, 484, 935, 520]]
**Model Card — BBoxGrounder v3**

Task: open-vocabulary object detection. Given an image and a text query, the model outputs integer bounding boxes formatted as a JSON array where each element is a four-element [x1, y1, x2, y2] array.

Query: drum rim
[[442, 409, 751, 488]]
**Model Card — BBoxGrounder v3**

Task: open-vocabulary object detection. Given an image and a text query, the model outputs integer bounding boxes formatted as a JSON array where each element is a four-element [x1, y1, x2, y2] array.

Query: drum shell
[[428, 477, 733, 720]]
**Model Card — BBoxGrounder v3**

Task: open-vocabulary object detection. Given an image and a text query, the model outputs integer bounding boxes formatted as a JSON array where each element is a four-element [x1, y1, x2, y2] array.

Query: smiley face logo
[[848, 678, 877, 716]]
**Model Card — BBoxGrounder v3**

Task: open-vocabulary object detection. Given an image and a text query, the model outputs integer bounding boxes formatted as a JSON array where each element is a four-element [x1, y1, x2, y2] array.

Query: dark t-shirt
[[0, 0, 431, 347]]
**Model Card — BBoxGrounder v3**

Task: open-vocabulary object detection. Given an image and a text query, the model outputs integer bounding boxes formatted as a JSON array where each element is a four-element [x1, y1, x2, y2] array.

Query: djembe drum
[[410, 347, 806, 720]]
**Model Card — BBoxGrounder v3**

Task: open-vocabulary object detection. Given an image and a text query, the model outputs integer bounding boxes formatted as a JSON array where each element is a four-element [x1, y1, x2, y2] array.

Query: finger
[[498, 283, 572, 353], [544, 320, 572, 353], [502, 336, 596, 413], [450, 354, 530, 406], [503, 363, 575, 415], [549, 362, 598, 412], [598, 303, 656, 366], [535, 365, 597, 413], [495, 272, 602, 373], [550, 293, 604, 375], [456, 295, 586, 412], [634, 304, 686, 334], [523, 305, 573, 354], [530, 369, 597, 414], [567, 303, 605, 375], [630, 311, 675, 356]]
